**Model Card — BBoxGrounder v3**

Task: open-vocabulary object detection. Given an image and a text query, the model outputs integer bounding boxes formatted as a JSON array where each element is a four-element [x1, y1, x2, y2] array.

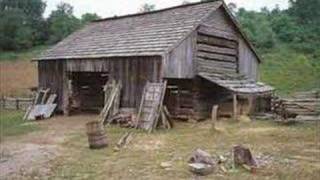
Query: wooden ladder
[[136, 81, 167, 133]]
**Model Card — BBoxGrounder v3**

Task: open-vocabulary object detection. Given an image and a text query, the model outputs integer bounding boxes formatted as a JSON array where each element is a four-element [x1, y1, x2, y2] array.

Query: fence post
[[16, 98, 20, 110], [2, 96, 6, 109]]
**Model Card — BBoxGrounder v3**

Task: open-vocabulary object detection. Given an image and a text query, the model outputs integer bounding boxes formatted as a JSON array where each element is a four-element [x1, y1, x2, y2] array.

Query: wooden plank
[[46, 94, 57, 104], [197, 35, 237, 49], [198, 44, 237, 56], [27, 104, 57, 120], [197, 51, 236, 63]]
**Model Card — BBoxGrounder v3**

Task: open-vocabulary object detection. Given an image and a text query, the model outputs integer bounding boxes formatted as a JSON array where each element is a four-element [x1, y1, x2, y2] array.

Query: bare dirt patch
[[0, 114, 95, 179]]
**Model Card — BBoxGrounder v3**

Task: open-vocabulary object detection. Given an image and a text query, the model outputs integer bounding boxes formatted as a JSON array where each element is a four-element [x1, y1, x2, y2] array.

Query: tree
[[288, 0, 320, 53], [0, 0, 46, 50], [139, 3, 155, 12], [81, 13, 101, 25], [47, 2, 81, 44], [236, 8, 276, 50]]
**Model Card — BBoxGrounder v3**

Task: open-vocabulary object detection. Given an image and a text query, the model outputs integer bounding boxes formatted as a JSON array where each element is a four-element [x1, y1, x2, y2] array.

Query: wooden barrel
[[86, 121, 108, 149]]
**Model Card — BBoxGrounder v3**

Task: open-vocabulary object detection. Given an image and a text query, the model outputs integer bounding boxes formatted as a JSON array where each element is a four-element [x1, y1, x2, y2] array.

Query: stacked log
[[272, 90, 320, 121]]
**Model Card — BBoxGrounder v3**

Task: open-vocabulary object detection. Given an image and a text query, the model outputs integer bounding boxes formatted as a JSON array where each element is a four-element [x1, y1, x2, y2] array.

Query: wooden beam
[[198, 44, 237, 56], [198, 25, 238, 41], [197, 35, 237, 49], [197, 51, 236, 63]]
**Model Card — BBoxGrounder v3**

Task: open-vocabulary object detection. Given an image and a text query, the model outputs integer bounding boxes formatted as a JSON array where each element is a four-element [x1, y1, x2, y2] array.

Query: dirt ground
[[0, 115, 93, 179], [0, 115, 319, 180]]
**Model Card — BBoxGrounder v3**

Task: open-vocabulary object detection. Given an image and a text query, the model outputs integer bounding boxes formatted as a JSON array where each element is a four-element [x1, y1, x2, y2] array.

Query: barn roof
[[36, 1, 260, 61]]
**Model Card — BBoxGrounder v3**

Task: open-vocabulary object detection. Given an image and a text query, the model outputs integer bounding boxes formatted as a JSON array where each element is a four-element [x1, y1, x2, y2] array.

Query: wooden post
[[16, 98, 19, 110], [211, 105, 218, 130], [233, 93, 238, 121], [247, 96, 254, 115]]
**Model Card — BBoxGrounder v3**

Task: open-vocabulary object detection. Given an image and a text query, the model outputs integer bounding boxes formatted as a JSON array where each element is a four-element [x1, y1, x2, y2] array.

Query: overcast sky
[[44, 0, 289, 18]]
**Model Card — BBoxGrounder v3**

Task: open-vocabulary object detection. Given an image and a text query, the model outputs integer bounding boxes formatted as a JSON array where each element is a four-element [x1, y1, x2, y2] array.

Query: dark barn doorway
[[69, 72, 109, 112]]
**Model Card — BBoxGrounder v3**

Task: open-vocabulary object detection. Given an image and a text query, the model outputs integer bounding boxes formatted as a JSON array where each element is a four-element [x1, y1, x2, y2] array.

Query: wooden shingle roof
[[37, 1, 222, 60]]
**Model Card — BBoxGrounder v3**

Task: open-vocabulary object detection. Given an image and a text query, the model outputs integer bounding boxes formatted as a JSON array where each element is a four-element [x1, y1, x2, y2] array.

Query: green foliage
[[81, 13, 100, 25], [237, 9, 276, 51], [0, 0, 46, 50], [47, 2, 81, 44], [0, 110, 39, 137], [139, 3, 155, 12]]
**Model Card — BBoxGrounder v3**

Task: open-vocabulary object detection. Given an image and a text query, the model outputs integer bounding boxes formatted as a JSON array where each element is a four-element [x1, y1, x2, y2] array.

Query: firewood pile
[[272, 90, 320, 122]]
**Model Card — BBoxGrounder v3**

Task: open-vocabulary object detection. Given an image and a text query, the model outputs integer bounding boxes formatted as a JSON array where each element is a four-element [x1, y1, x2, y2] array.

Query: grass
[[0, 46, 48, 62], [49, 119, 320, 180], [260, 45, 320, 96], [0, 110, 39, 138]]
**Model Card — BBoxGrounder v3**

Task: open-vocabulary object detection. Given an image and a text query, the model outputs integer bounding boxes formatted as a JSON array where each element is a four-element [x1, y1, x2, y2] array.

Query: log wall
[[201, 6, 259, 80]]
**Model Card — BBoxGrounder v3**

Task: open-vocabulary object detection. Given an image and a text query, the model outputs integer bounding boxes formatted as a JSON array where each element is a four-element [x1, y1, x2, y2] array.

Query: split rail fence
[[0, 96, 34, 110]]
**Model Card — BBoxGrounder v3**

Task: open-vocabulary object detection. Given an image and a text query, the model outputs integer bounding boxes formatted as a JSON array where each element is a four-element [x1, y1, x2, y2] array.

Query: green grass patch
[[0, 45, 48, 62], [0, 110, 39, 137], [260, 45, 320, 96]]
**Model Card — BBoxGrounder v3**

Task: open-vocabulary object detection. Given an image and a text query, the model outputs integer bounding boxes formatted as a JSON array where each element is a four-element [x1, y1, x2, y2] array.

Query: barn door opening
[[69, 72, 109, 112]]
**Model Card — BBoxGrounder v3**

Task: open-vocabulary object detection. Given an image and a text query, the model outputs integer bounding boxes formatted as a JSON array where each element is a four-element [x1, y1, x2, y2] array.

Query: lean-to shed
[[35, 1, 273, 119]]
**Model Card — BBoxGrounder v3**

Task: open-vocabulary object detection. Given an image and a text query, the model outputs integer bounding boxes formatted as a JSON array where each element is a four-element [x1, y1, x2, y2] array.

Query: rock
[[160, 162, 172, 169], [233, 145, 257, 171], [188, 149, 215, 165], [189, 163, 214, 176]]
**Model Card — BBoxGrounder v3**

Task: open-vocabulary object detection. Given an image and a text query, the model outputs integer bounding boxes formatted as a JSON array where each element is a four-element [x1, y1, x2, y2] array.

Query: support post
[[247, 96, 254, 115], [233, 93, 238, 121], [211, 105, 218, 130]]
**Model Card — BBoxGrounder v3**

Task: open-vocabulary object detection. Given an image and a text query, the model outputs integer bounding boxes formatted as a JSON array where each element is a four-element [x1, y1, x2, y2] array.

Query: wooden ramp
[[136, 81, 167, 132]]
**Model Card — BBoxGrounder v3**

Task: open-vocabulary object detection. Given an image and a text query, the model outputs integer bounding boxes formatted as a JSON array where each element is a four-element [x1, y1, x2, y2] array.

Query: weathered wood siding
[[38, 56, 162, 111], [164, 32, 196, 78], [201, 7, 259, 80], [238, 38, 259, 80], [38, 60, 65, 111]]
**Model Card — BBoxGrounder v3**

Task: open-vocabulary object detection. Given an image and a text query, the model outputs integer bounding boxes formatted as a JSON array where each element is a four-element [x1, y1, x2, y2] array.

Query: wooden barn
[[34, 1, 273, 120]]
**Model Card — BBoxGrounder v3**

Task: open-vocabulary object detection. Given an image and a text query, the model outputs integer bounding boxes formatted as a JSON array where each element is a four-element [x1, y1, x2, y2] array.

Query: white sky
[[44, 0, 289, 18]]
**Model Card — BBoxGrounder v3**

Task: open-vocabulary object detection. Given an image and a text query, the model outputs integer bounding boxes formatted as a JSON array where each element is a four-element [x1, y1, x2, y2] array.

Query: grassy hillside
[[260, 46, 320, 96]]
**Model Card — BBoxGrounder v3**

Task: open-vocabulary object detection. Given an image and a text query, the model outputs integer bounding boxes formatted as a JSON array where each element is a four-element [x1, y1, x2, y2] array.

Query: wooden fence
[[0, 97, 34, 111]]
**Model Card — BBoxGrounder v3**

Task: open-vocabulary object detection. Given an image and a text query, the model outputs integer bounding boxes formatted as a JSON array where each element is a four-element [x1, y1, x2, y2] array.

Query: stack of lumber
[[272, 90, 320, 121], [24, 88, 58, 121]]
